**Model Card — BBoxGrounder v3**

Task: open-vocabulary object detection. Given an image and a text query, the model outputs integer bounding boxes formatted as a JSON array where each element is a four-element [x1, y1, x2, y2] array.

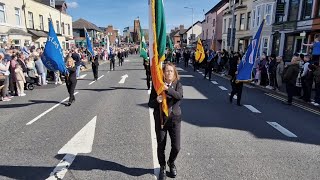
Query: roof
[[72, 18, 103, 32], [205, 0, 228, 15], [27, 29, 47, 37], [184, 21, 202, 34], [55, 0, 66, 6], [7, 29, 32, 36]]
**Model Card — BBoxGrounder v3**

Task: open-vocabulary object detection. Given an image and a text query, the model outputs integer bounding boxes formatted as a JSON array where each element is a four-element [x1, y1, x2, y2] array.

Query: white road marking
[[211, 81, 218, 85], [244, 105, 261, 113], [265, 93, 320, 115], [88, 80, 96, 85], [47, 116, 97, 180], [244, 84, 255, 89], [183, 86, 207, 99], [267, 122, 298, 138], [180, 75, 194, 78], [26, 92, 79, 125], [218, 86, 228, 91], [176, 67, 186, 72], [119, 74, 129, 84], [79, 74, 87, 79], [97, 75, 104, 80], [147, 91, 160, 179]]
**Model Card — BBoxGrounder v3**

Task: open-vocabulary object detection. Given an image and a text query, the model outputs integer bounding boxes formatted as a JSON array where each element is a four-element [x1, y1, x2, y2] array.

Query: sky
[[66, 0, 220, 34]]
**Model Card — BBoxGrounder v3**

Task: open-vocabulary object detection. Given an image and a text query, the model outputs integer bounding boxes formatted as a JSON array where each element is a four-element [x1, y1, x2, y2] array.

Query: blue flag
[[43, 20, 67, 74], [84, 28, 94, 56], [236, 20, 264, 82]]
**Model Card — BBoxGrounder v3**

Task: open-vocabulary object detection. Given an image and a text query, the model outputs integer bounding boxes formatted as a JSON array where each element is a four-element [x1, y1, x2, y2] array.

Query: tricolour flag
[[43, 19, 67, 74], [149, 0, 168, 117], [84, 27, 94, 57], [195, 39, 205, 63], [139, 23, 148, 59], [237, 20, 265, 82]]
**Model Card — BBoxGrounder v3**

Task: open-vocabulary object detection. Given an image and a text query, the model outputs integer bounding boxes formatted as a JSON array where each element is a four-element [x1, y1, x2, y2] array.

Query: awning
[[7, 29, 32, 36], [28, 29, 47, 37]]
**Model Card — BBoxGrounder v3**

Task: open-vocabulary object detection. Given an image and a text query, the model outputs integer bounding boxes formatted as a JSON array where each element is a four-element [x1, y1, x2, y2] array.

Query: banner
[[237, 20, 264, 82], [84, 27, 94, 56], [43, 20, 67, 74]]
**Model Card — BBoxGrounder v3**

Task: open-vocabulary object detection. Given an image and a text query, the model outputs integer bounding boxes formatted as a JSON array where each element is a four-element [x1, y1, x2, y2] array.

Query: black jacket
[[92, 55, 99, 66], [148, 80, 183, 121], [66, 66, 77, 82], [283, 64, 299, 85], [71, 53, 81, 66]]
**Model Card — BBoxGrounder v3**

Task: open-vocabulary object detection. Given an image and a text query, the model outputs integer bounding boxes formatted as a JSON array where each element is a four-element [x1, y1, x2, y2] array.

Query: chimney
[[180, 25, 184, 30], [175, 27, 179, 31]]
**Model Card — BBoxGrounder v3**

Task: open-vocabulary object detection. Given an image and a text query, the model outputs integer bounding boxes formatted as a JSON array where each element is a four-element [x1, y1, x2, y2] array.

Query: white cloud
[[67, 2, 79, 9]]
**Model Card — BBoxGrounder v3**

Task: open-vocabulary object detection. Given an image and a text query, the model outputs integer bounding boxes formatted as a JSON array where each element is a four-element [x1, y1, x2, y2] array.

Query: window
[[207, 16, 209, 23], [67, 24, 71, 35], [206, 29, 208, 39], [61, 22, 65, 34], [56, 21, 60, 34], [252, 9, 256, 28], [256, 6, 261, 27], [212, 19, 215, 27], [301, 0, 313, 19], [240, 13, 245, 30], [262, 37, 269, 54], [0, 4, 5, 23], [265, 4, 273, 25], [212, 30, 215, 39], [289, 0, 300, 21], [247, 12, 251, 30], [318, 0, 320, 17], [50, 0, 55, 7], [39, 15, 44, 30], [223, 19, 227, 33], [28, 12, 34, 29], [14, 8, 21, 26], [228, 18, 232, 28]]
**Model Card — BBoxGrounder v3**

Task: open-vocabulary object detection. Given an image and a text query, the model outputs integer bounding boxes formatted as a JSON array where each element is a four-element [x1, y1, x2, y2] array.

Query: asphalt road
[[0, 55, 319, 180]]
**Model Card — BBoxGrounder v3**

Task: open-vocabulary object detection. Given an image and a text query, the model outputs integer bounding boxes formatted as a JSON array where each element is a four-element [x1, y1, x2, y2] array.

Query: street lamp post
[[184, 7, 194, 45]]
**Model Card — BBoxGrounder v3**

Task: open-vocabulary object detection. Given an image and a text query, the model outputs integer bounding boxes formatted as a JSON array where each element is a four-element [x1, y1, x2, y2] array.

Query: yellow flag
[[195, 39, 205, 63]]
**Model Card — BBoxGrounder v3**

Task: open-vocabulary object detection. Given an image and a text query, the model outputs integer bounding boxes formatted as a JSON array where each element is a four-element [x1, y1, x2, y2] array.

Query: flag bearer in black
[[65, 58, 77, 106], [148, 63, 183, 180], [91, 54, 99, 80], [109, 50, 115, 71], [229, 53, 243, 106], [143, 58, 151, 90]]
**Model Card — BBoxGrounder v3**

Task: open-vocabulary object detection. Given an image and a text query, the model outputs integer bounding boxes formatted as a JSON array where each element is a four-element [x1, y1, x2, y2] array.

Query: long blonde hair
[[66, 57, 75, 67], [163, 62, 180, 82]]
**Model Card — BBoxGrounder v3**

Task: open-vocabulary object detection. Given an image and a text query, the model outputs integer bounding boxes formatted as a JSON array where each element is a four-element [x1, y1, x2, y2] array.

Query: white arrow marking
[[26, 92, 79, 125], [119, 74, 128, 84], [46, 116, 97, 180], [79, 74, 87, 79], [267, 122, 297, 138]]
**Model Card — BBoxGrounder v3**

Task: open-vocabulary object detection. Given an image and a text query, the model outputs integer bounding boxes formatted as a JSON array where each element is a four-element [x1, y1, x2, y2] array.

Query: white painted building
[[182, 21, 202, 47]]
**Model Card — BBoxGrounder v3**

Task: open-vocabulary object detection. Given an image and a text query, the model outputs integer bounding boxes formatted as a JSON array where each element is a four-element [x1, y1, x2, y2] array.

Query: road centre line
[[267, 122, 298, 138], [244, 105, 261, 113], [26, 92, 79, 125], [88, 75, 104, 85], [97, 75, 105, 80], [211, 81, 218, 85], [265, 93, 320, 116], [218, 86, 228, 91]]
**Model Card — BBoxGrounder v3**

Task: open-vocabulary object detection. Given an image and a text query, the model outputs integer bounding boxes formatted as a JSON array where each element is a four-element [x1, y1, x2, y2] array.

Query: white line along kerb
[[46, 116, 97, 180], [26, 92, 79, 125]]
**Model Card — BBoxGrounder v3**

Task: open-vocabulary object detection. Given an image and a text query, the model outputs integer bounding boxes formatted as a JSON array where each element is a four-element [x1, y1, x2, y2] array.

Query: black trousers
[[286, 83, 296, 103], [92, 64, 99, 80], [184, 59, 189, 67], [146, 71, 151, 89], [204, 65, 213, 80], [155, 115, 181, 166], [119, 58, 123, 66], [66, 79, 77, 102], [110, 60, 115, 70], [230, 81, 243, 104], [315, 83, 320, 103]]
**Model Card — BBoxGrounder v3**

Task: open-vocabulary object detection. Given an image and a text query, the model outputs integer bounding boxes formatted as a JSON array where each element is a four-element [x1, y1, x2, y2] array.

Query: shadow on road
[[0, 100, 64, 109], [0, 155, 154, 179]]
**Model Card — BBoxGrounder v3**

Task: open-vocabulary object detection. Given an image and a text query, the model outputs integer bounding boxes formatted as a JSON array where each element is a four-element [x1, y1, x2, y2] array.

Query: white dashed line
[[211, 81, 218, 85], [267, 122, 298, 138], [97, 75, 105, 80], [244, 105, 261, 113], [218, 86, 228, 91]]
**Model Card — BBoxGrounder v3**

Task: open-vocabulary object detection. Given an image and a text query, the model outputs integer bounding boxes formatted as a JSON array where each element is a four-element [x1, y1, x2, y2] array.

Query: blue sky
[[66, 0, 220, 34]]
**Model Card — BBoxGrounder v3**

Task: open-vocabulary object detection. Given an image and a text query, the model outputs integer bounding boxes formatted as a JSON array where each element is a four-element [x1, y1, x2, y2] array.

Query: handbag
[[0, 73, 5, 81]]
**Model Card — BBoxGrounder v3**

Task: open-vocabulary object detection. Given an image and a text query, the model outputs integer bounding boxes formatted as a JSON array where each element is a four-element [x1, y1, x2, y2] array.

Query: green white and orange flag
[[149, 0, 168, 117], [195, 39, 205, 63]]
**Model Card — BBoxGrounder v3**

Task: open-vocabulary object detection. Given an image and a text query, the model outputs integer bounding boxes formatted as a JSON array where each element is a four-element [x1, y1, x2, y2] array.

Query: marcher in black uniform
[[143, 58, 151, 90], [109, 50, 115, 71], [148, 63, 183, 180], [118, 50, 124, 66], [229, 53, 243, 106], [91, 54, 99, 80], [183, 50, 190, 68], [65, 58, 77, 106], [204, 50, 214, 80]]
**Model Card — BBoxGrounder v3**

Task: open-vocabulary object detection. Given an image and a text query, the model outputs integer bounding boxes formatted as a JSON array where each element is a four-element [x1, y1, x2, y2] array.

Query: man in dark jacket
[[283, 57, 300, 105], [71, 49, 81, 78]]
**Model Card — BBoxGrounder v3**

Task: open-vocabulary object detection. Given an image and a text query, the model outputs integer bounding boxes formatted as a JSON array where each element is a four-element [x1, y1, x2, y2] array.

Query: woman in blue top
[[303, 34, 320, 64]]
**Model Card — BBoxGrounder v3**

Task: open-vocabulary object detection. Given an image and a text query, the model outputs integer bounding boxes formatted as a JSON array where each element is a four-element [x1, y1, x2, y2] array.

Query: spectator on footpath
[[0, 52, 12, 101], [313, 61, 320, 104], [14, 64, 26, 96], [283, 56, 300, 105], [275, 56, 284, 91], [301, 55, 312, 102], [34, 52, 46, 86]]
